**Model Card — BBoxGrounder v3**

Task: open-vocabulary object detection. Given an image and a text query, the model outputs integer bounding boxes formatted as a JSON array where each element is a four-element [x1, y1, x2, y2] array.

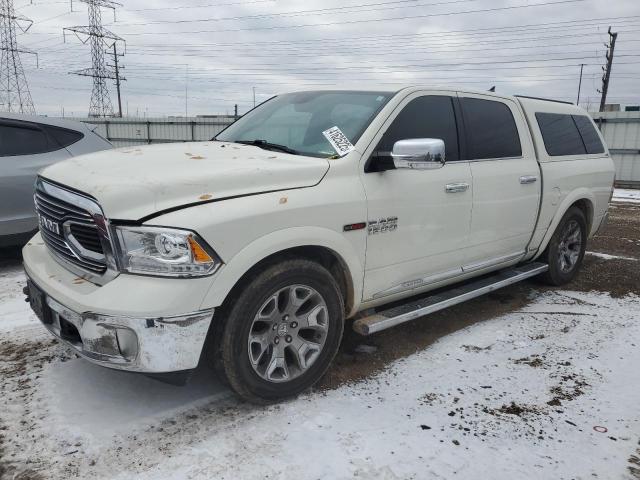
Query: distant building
[[603, 104, 621, 112]]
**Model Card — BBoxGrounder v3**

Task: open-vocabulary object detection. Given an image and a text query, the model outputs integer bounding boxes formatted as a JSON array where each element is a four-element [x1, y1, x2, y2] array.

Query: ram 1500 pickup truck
[[22, 88, 615, 403]]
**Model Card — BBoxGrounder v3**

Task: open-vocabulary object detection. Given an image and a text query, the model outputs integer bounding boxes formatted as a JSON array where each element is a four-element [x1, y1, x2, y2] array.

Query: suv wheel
[[215, 259, 344, 403], [540, 206, 587, 286]]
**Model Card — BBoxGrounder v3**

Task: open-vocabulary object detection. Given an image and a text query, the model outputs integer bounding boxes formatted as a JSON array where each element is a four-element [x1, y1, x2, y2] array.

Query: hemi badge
[[343, 222, 367, 232]]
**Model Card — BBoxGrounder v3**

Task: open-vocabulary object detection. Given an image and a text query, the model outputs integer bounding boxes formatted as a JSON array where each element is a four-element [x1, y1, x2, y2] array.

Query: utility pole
[[576, 63, 584, 106], [598, 27, 618, 112], [106, 42, 124, 117], [253, 87, 256, 108], [234, 104, 238, 118], [64, 0, 124, 117], [0, 0, 36, 114], [185, 64, 188, 117]]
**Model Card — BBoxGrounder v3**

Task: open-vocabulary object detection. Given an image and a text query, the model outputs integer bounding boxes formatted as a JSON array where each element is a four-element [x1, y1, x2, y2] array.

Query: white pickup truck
[[23, 88, 615, 403]]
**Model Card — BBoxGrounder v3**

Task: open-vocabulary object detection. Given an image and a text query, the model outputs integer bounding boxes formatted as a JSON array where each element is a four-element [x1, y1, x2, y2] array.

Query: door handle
[[519, 175, 538, 184], [445, 182, 469, 193]]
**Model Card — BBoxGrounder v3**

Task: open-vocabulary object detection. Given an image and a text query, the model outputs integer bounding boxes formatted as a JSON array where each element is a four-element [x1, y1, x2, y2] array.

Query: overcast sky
[[13, 0, 640, 117]]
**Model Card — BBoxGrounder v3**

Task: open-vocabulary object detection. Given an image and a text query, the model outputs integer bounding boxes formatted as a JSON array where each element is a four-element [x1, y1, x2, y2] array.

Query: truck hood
[[41, 141, 330, 220]]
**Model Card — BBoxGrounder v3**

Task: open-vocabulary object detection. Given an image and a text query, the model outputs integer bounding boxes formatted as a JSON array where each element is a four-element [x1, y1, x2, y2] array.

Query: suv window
[[460, 97, 522, 159], [535, 113, 587, 156], [0, 124, 51, 157], [43, 125, 84, 148], [572, 115, 605, 154], [372, 95, 459, 169]]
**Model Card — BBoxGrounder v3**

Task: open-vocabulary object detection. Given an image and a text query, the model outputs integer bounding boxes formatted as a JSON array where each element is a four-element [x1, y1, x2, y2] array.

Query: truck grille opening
[[35, 183, 108, 275], [69, 223, 103, 253]]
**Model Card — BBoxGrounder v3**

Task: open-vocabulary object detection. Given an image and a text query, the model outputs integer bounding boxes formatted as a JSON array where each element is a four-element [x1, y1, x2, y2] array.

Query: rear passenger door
[[457, 94, 541, 270]]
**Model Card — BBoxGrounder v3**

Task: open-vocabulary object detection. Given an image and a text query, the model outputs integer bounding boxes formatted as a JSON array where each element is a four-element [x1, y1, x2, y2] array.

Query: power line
[[126, 0, 277, 12], [111, 0, 487, 27], [119, 0, 587, 36]]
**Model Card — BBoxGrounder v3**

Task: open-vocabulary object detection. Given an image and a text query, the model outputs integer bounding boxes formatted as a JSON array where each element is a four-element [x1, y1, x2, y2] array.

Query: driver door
[[359, 93, 473, 302]]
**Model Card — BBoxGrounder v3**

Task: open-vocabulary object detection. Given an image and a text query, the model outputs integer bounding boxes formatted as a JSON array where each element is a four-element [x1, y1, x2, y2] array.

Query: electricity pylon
[[0, 0, 36, 114], [64, 0, 124, 117]]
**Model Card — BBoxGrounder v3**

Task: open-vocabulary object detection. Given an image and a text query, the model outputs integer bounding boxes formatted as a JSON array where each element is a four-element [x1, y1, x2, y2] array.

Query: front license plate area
[[27, 280, 52, 325]]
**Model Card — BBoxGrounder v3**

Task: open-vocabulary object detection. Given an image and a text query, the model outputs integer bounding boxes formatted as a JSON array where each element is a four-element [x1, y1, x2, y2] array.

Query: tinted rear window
[[0, 124, 50, 156], [536, 113, 605, 157], [460, 97, 522, 159], [44, 125, 84, 148], [573, 115, 605, 154]]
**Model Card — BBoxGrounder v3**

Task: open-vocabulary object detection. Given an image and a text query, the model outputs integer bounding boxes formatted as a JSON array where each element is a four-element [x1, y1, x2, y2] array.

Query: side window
[[374, 95, 460, 162], [460, 97, 522, 159], [0, 124, 51, 157], [43, 125, 84, 149], [536, 113, 586, 156], [572, 115, 605, 154]]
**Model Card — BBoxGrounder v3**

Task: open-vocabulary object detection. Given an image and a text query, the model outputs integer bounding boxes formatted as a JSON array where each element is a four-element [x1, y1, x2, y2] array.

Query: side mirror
[[391, 138, 446, 170]]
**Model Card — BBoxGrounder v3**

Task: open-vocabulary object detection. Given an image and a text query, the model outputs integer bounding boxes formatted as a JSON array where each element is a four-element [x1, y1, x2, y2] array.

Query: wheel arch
[[533, 189, 595, 260], [200, 227, 364, 318]]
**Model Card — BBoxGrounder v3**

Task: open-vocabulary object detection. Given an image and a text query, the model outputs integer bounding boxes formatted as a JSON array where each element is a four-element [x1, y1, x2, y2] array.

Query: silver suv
[[0, 114, 112, 247]]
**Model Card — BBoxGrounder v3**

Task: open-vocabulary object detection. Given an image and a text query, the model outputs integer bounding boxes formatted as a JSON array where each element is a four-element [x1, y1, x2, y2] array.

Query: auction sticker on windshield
[[322, 126, 356, 157]]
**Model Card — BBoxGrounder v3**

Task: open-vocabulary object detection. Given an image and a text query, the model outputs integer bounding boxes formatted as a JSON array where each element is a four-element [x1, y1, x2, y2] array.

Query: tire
[[539, 206, 587, 286], [214, 258, 345, 403]]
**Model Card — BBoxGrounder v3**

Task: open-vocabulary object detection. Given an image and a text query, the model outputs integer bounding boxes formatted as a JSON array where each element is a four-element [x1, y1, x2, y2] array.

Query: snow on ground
[[614, 188, 640, 204], [587, 251, 639, 261], [2, 259, 640, 479], [0, 263, 39, 334]]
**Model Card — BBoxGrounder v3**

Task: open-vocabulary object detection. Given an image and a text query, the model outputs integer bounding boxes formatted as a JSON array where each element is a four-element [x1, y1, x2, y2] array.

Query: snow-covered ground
[[2, 260, 640, 479], [614, 188, 640, 204]]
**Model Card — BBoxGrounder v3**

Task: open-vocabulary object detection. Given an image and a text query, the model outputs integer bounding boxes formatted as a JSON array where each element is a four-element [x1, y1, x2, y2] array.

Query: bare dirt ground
[[0, 201, 638, 479]]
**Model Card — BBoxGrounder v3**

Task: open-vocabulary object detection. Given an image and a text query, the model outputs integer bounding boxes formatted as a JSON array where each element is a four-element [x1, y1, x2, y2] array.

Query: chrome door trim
[[372, 267, 463, 299], [462, 251, 525, 273], [445, 182, 470, 193], [519, 175, 538, 184]]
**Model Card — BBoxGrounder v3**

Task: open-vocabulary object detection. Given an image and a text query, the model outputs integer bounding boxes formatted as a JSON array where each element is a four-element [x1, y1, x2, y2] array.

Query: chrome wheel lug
[[274, 337, 280, 345], [272, 324, 278, 330], [290, 321, 298, 329], [285, 335, 292, 343]]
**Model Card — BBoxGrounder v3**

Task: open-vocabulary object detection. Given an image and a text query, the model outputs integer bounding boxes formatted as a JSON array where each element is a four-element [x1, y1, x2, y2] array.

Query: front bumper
[[23, 235, 215, 373]]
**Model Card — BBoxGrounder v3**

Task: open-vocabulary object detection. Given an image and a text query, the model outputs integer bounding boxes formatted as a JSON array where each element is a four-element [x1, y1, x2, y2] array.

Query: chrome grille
[[35, 181, 107, 275]]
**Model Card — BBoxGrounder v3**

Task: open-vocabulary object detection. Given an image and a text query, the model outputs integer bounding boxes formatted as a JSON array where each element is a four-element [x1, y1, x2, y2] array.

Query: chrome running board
[[352, 262, 548, 335]]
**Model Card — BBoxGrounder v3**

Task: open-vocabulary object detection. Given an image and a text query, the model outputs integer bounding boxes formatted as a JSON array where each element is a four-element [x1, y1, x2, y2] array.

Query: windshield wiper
[[234, 140, 299, 155]]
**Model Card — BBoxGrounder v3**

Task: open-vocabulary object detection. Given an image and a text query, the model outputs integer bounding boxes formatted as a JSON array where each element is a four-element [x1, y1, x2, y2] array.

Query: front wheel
[[215, 259, 344, 403], [539, 206, 587, 286]]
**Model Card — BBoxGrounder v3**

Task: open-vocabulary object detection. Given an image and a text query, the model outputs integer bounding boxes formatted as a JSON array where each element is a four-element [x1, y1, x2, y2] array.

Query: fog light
[[115, 328, 138, 361]]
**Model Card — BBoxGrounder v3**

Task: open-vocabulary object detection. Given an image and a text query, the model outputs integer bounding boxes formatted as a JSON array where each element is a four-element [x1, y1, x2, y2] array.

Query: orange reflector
[[187, 236, 213, 263]]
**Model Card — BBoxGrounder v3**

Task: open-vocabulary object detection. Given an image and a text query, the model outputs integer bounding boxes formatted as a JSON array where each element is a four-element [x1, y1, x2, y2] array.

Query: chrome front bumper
[[27, 277, 214, 373]]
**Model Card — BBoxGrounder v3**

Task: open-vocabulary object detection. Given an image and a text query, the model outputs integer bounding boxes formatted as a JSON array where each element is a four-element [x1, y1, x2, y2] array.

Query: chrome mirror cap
[[391, 138, 446, 170]]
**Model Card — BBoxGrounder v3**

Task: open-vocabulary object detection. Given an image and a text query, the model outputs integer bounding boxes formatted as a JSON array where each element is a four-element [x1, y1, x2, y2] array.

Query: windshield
[[215, 90, 393, 158]]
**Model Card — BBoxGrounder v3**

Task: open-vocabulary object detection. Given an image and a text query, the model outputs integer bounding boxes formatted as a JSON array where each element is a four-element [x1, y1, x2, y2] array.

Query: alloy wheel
[[247, 284, 329, 383]]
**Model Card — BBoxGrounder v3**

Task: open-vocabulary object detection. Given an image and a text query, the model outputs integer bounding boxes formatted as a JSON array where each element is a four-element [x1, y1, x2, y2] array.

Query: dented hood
[[41, 141, 330, 220]]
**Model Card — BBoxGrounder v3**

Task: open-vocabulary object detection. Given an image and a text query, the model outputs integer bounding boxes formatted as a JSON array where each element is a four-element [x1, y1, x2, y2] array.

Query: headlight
[[113, 226, 222, 277]]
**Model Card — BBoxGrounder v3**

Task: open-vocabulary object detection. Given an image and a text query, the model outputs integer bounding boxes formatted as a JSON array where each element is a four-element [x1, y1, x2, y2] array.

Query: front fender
[[198, 226, 365, 316]]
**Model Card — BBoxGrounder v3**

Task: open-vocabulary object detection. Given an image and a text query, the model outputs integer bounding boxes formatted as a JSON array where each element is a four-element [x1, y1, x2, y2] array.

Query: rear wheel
[[539, 206, 587, 286], [215, 259, 344, 403]]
